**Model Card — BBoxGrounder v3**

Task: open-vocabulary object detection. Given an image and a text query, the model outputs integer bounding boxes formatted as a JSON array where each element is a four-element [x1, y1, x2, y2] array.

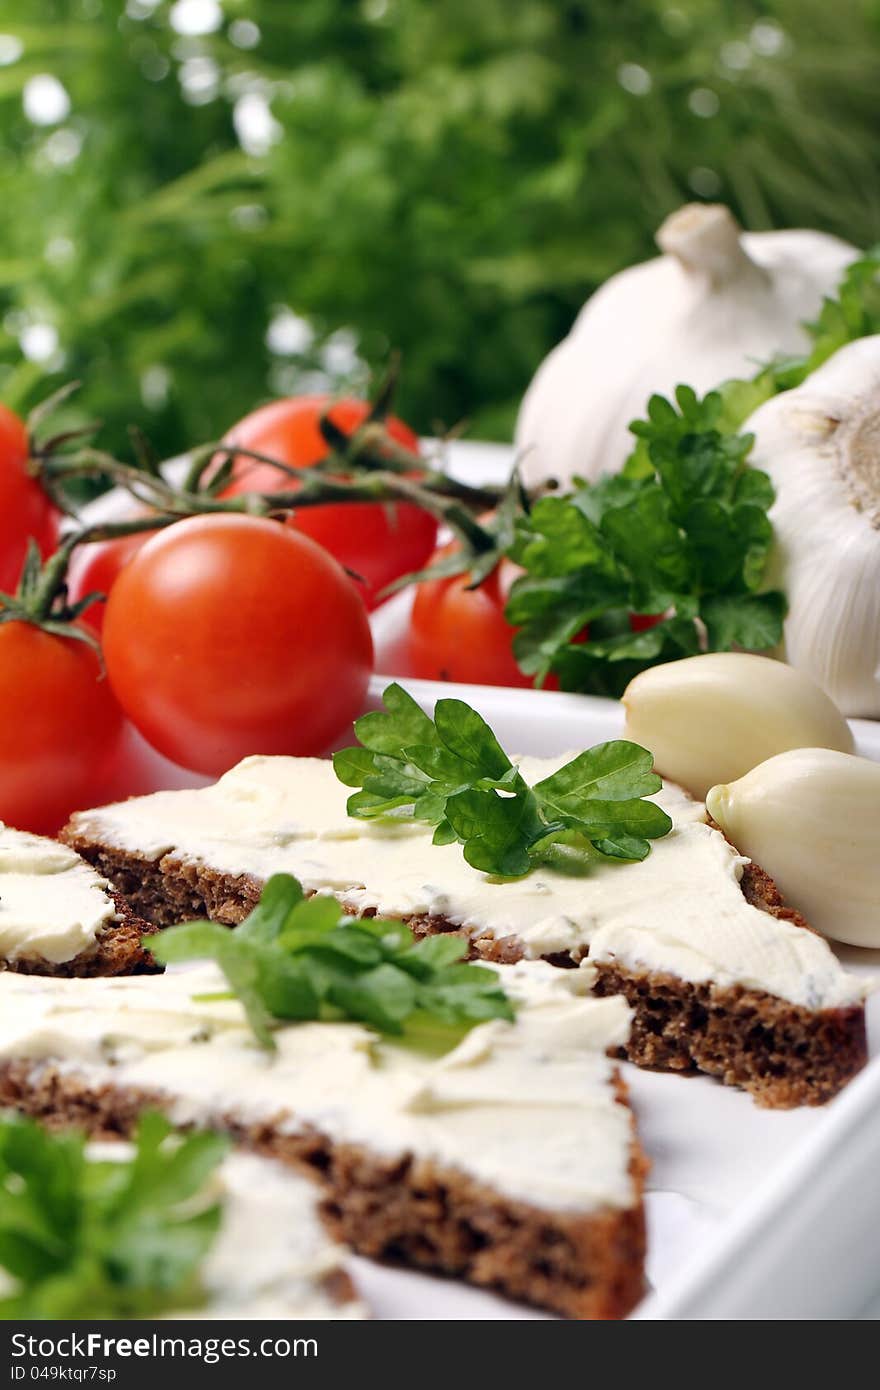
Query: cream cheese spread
[[0, 823, 117, 965], [0, 960, 637, 1214], [70, 754, 866, 1011], [78, 1145, 366, 1320]]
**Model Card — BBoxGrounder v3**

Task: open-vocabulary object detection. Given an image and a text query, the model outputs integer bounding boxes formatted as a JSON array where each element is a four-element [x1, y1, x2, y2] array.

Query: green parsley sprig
[[505, 385, 786, 697], [0, 1113, 227, 1320], [333, 682, 671, 875], [148, 872, 513, 1051]]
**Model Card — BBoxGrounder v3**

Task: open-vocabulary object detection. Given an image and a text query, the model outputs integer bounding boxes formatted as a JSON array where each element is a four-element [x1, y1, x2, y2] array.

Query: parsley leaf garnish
[[506, 385, 786, 696], [333, 682, 671, 875], [148, 871, 514, 1051], [0, 1112, 227, 1320]]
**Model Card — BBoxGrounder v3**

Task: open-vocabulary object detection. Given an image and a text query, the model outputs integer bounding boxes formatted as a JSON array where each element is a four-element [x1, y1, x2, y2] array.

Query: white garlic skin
[[622, 652, 854, 800], [706, 748, 880, 947], [746, 335, 880, 717], [516, 203, 856, 489]]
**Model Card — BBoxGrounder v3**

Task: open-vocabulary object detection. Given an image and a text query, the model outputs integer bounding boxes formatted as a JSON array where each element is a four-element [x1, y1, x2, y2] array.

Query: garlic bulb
[[622, 652, 853, 800], [746, 336, 880, 717], [706, 748, 880, 948], [516, 203, 856, 489]]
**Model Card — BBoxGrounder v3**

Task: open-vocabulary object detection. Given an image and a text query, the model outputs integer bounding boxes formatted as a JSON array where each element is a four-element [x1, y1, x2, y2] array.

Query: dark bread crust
[[587, 857, 867, 1108], [0, 1061, 647, 1321], [59, 840, 265, 928], [62, 825, 868, 1107], [590, 967, 866, 1107], [1, 889, 159, 978]]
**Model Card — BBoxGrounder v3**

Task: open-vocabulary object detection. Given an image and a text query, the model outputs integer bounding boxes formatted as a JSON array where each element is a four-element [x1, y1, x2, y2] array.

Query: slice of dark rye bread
[[0, 824, 157, 978], [62, 826, 868, 1109], [0, 1066, 646, 1321], [0, 963, 649, 1321], [7, 888, 157, 978]]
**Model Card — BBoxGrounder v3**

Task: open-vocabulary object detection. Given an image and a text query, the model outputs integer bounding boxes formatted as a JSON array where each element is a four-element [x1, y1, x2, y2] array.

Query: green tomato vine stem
[[21, 395, 521, 627]]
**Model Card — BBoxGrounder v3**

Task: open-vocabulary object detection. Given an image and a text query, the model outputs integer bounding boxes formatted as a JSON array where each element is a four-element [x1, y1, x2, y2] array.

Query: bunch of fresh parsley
[[334, 682, 671, 874], [149, 870, 514, 1051], [505, 385, 786, 697], [0, 1112, 227, 1319]]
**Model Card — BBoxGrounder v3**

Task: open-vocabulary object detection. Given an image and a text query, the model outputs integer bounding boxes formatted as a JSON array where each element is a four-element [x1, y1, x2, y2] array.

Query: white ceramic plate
[[81, 442, 880, 1320]]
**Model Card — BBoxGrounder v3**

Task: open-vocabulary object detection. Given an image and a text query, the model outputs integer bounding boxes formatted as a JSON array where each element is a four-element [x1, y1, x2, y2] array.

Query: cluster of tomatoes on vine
[[0, 383, 530, 834]]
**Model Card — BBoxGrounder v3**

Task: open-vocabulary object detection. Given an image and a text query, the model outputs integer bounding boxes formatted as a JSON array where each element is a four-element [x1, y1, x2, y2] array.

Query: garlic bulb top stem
[[515, 203, 857, 490], [655, 203, 769, 289]]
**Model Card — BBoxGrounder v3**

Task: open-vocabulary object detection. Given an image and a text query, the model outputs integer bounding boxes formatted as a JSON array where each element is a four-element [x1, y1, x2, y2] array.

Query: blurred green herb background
[[1, 0, 879, 456]]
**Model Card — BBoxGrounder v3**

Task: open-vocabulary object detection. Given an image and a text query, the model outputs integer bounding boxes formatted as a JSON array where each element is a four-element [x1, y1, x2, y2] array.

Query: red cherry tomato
[[408, 546, 539, 688], [407, 543, 661, 689], [221, 396, 438, 608], [102, 514, 374, 776], [0, 404, 59, 592], [0, 620, 123, 834], [629, 612, 664, 633], [66, 527, 153, 634]]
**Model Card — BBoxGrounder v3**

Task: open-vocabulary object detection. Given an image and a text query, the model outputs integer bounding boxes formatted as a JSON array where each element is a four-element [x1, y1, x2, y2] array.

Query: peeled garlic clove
[[706, 748, 880, 948], [622, 652, 854, 800]]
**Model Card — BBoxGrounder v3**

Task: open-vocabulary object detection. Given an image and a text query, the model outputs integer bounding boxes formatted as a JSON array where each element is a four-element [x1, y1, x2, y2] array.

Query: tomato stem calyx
[[0, 537, 104, 661]]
